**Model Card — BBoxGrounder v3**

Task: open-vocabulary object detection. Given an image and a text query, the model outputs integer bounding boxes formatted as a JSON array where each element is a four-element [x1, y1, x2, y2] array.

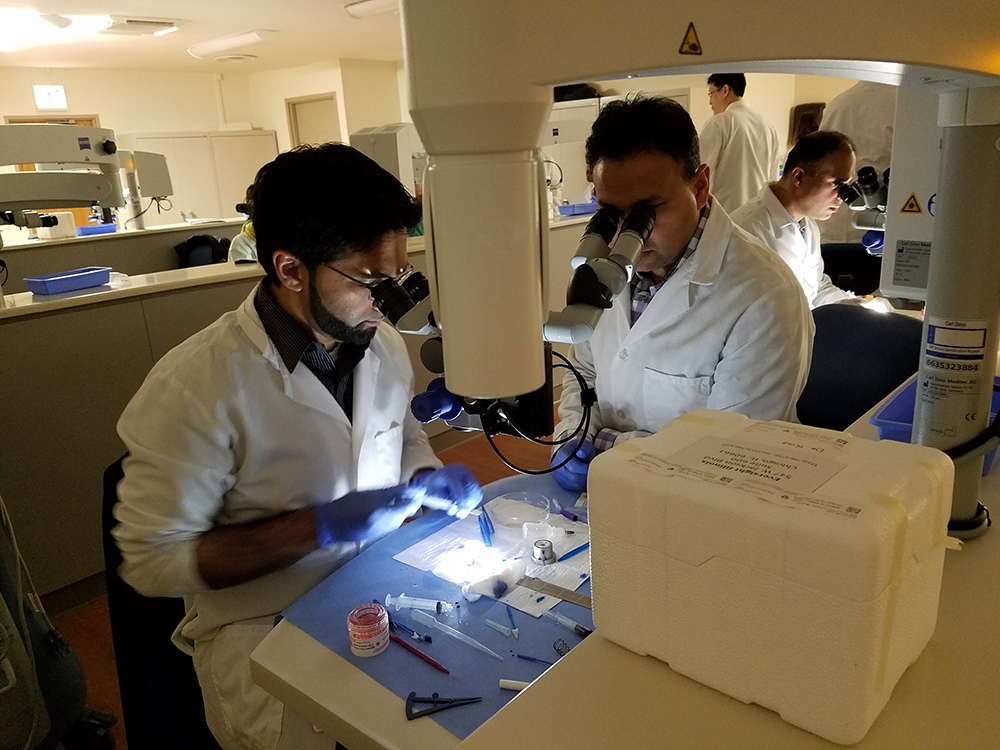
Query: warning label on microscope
[[892, 239, 931, 288]]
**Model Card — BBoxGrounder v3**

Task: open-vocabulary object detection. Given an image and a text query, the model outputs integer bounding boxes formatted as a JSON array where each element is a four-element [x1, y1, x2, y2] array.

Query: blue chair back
[[797, 304, 923, 431]]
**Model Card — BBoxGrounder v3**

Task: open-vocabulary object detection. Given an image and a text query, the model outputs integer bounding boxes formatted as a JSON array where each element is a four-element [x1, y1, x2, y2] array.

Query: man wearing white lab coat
[[731, 130, 858, 309], [700, 74, 781, 213], [819, 81, 897, 243], [551, 96, 813, 491], [114, 144, 481, 750]]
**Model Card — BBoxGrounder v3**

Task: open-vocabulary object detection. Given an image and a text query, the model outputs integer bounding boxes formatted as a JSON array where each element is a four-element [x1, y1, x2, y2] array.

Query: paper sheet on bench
[[394, 498, 590, 617]]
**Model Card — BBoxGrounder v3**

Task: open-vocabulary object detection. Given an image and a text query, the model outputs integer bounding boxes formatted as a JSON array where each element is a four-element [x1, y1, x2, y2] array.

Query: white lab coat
[[227, 231, 257, 262], [731, 184, 854, 309], [555, 200, 814, 443], [819, 82, 898, 243], [114, 284, 440, 750], [700, 100, 781, 213]]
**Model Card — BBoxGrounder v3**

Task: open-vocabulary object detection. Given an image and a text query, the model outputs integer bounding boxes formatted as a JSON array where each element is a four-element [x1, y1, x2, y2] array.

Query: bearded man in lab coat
[[113, 144, 482, 750], [550, 96, 813, 492], [699, 73, 781, 213]]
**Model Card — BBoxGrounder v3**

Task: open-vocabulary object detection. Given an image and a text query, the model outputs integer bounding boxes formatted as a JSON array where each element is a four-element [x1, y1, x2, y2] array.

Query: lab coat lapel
[[236, 289, 352, 425], [351, 347, 381, 480], [623, 205, 731, 344]]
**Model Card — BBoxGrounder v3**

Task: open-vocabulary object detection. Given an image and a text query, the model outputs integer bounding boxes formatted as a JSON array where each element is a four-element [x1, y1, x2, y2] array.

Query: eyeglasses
[[322, 262, 414, 292]]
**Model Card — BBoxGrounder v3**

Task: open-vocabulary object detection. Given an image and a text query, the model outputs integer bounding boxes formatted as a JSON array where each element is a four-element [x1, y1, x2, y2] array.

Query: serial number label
[[924, 358, 981, 372]]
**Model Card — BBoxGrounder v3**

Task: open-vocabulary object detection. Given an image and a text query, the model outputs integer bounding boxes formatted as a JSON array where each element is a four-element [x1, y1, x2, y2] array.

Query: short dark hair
[[250, 143, 421, 285], [585, 95, 700, 180], [784, 130, 856, 175], [708, 73, 747, 97]]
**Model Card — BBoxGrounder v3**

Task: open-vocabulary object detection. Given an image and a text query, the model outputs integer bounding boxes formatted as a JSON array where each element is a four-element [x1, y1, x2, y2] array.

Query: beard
[[308, 281, 377, 348]]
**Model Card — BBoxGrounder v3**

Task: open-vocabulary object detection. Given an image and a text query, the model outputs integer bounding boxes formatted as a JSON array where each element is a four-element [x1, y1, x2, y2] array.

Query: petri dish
[[489, 492, 558, 526]]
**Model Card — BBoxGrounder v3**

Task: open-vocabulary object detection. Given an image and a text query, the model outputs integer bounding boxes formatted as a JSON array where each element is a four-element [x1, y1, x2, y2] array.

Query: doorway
[[286, 94, 342, 148]]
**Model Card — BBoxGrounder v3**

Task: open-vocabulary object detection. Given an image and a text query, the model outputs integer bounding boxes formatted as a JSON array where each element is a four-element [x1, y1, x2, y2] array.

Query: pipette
[[411, 610, 505, 661], [385, 593, 455, 614]]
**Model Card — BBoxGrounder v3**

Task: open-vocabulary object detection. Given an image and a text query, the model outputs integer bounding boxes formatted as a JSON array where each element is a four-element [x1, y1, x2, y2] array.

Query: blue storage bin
[[24, 266, 112, 295], [77, 223, 117, 237], [558, 202, 598, 216], [870, 375, 1000, 475]]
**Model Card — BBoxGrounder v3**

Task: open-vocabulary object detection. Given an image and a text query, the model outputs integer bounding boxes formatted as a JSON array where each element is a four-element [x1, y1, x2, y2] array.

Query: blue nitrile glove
[[314, 485, 422, 546], [405, 464, 483, 518], [550, 437, 595, 492]]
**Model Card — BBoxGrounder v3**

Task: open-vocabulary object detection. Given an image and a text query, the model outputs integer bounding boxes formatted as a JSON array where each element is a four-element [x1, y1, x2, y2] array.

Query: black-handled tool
[[404, 691, 482, 720]]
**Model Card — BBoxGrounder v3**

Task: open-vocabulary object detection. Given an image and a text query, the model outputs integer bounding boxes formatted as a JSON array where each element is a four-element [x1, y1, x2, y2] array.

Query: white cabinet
[[122, 131, 278, 226]]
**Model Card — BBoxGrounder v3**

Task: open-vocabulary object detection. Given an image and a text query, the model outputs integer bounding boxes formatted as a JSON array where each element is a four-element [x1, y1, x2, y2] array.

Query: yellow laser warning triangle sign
[[901, 193, 922, 213], [679, 23, 702, 55]]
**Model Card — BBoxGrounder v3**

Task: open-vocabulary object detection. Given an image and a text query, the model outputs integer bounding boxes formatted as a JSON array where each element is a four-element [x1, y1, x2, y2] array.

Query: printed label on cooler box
[[628, 437, 858, 518], [631, 436, 846, 493]]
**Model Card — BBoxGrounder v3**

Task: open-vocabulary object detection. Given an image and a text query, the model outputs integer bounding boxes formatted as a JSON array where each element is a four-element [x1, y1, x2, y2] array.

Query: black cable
[[944, 382, 1000, 461], [482, 350, 595, 474], [123, 198, 156, 228], [485, 406, 591, 475], [501, 364, 588, 446], [0, 258, 8, 286]]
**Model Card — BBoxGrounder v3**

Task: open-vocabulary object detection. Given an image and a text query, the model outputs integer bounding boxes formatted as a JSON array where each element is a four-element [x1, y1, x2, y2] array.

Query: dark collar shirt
[[253, 282, 367, 422]]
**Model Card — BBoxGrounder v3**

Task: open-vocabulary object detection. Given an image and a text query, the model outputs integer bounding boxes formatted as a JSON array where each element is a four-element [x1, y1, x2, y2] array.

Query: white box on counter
[[588, 409, 955, 745]]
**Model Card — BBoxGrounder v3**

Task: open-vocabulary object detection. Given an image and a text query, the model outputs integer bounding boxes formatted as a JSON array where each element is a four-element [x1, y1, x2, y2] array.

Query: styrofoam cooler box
[[588, 409, 955, 745]]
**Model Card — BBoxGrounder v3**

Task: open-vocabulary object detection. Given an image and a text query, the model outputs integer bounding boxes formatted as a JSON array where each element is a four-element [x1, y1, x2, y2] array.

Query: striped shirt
[[253, 282, 366, 422], [595, 200, 712, 451]]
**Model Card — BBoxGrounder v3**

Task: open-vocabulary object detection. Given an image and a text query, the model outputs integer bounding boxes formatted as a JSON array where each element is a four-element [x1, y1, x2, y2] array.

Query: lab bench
[[0, 263, 263, 594], [250, 402, 1000, 749], [0, 219, 244, 294]]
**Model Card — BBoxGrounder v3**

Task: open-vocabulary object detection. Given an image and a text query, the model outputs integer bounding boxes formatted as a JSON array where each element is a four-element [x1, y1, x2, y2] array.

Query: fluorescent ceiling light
[[153, 25, 179, 37], [187, 29, 277, 59], [0, 8, 112, 51], [344, 0, 399, 19]]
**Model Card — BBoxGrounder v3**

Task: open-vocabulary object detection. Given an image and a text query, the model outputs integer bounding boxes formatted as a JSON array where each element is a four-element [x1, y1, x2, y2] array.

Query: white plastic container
[[588, 409, 954, 745]]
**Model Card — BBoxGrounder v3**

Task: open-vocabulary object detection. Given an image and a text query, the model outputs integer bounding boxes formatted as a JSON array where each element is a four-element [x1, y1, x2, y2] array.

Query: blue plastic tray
[[24, 266, 112, 295], [870, 375, 1000, 475], [76, 223, 117, 237], [558, 203, 598, 216]]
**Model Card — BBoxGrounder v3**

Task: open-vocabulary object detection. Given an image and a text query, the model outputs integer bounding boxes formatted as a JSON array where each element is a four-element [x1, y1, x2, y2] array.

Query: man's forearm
[[195, 507, 319, 590]]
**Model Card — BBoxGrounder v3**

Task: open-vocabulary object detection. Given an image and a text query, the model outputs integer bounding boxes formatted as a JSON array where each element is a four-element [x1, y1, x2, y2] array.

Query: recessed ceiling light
[[153, 25, 180, 37], [214, 54, 257, 63]]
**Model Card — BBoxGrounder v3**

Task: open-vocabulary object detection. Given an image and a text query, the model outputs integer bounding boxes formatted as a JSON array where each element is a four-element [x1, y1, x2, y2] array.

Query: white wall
[[397, 61, 411, 123], [0, 66, 249, 135], [340, 59, 402, 136], [794, 75, 858, 109], [246, 61, 347, 153], [246, 58, 404, 153]]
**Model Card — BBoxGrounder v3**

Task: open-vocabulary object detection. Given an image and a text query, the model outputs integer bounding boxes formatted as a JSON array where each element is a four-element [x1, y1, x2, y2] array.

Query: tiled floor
[[46, 432, 552, 750]]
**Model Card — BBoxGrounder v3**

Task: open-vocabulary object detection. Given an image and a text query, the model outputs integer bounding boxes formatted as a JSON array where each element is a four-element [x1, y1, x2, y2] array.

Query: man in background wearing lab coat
[[114, 144, 482, 750], [730, 130, 860, 309], [818, 80, 897, 244], [550, 96, 813, 492], [700, 74, 781, 213]]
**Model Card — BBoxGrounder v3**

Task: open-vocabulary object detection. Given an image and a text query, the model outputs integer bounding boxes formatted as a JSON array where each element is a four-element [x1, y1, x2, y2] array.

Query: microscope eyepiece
[[837, 182, 862, 205], [583, 206, 623, 244], [619, 203, 656, 242]]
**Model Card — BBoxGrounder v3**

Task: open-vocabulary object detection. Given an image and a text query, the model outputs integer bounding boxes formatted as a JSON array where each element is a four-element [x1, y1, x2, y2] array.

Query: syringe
[[385, 593, 455, 614], [543, 610, 593, 637], [411, 610, 505, 662]]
